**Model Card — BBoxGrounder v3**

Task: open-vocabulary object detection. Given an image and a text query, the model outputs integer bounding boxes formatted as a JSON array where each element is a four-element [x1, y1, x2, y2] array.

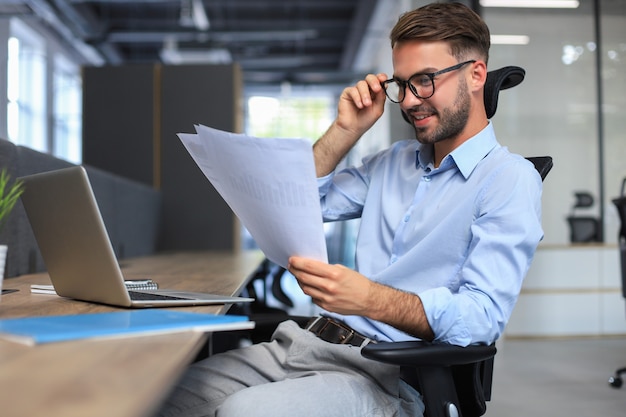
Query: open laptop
[[19, 166, 253, 308]]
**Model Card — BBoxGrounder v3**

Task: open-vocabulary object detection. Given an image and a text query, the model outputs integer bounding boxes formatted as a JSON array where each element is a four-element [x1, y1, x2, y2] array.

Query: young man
[[159, 3, 543, 416]]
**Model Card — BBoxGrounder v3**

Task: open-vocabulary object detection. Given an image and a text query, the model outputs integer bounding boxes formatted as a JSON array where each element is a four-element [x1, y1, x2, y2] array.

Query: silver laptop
[[19, 166, 253, 308]]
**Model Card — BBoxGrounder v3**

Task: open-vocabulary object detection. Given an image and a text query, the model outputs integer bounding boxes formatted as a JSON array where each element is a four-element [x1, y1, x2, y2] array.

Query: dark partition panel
[[82, 64, 242, 251], [159, 64, 241, 251], [82, 65, 156, 186]]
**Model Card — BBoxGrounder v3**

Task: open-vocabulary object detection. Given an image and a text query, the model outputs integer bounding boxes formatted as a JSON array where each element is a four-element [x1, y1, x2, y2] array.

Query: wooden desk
[[0, 250, 264, 417]]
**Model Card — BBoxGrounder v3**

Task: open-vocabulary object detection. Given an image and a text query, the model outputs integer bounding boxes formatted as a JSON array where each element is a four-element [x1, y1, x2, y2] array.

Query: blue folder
[[0, 309, 253, 345]]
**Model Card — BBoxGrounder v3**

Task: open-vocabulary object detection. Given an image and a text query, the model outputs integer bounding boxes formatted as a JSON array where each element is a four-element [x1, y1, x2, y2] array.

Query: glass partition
[[484, 2, 603, 245]]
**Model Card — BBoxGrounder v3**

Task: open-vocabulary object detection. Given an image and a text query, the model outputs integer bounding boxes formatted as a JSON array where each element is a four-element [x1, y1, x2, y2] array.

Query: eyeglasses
[[381, 60, 476, 103]]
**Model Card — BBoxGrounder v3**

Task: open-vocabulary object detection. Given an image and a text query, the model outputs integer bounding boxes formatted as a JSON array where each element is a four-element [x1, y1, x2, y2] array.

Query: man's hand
[[288, 255, 435, 341], [335, 73, 389, 138], [313, 73, 388, 177], [287, 256, 373, 316]]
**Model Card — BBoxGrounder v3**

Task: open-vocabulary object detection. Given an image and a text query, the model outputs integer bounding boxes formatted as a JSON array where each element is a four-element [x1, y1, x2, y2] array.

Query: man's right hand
[[335, 73, 389, 139], [313, 73, 388, 177]]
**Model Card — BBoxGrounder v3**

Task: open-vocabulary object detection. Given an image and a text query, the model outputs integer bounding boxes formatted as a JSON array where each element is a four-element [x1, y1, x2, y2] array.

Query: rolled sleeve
[[419, 287, 473, 346], [317, 172, 335, 199]]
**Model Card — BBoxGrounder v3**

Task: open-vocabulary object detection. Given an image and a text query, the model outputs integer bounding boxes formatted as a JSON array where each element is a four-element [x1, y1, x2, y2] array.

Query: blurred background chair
[[566, 191, 601, 243]]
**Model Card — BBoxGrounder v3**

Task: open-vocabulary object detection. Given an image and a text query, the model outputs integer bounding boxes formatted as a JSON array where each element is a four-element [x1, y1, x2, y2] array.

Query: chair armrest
[[361, 341, 497, 367]]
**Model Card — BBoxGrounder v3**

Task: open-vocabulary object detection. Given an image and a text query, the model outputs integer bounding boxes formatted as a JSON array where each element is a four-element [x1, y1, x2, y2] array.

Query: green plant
[[0, 169, 24, 234]]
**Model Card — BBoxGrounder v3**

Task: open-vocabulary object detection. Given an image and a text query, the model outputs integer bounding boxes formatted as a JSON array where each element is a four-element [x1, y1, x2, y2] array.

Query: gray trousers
[[157, 320, 425, 417]]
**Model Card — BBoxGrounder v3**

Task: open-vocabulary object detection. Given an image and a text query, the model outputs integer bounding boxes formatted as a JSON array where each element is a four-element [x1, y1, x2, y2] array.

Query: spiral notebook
[[31, 280, 158, 295], [19, 166, 254, 308]]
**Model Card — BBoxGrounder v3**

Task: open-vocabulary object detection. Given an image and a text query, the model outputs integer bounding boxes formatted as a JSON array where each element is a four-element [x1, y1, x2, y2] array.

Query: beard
[[411, 78, 471, 145]]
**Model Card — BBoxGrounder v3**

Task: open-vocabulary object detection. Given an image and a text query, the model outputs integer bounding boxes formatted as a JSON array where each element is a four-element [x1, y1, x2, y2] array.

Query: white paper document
[[178, 125, 328, 268]]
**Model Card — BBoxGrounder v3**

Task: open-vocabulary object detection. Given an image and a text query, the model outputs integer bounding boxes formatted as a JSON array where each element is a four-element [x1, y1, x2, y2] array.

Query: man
[[159, 3, 543, 416]]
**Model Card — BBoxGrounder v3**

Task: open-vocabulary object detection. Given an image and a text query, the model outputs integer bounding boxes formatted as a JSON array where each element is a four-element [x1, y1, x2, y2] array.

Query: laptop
[[18, 166, 254, 308]]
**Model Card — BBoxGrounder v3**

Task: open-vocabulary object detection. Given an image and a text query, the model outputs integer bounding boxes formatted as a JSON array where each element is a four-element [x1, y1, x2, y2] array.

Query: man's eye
[[412, 75, 431, 87]]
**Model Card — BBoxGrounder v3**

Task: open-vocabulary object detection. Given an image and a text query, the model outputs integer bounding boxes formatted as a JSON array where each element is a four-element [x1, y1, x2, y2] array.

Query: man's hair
[[390, 2, 490, 64]]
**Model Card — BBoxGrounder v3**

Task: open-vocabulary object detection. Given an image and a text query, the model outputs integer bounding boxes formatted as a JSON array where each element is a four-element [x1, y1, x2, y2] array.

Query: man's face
[[391, 41, 471, 145]]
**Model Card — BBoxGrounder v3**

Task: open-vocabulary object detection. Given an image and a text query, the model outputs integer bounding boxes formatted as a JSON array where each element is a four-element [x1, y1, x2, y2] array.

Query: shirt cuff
[[418, 287, 473, 346], [317, 171, 335, 197]]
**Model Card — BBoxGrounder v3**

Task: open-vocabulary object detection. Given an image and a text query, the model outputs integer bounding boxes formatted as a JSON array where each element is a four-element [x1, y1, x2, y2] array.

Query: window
[[52, 55, 82, 164], [245, 90, 335, 141], [7, 19, 46, 152]]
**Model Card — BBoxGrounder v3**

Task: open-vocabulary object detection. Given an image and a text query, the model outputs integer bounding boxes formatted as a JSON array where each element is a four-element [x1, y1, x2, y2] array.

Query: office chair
[[361, 66, 553, 417], [566, 191, 601, 243], [213, 259, 310, 353], [608, 178, 626, 388], [239, 258, 309, 343]]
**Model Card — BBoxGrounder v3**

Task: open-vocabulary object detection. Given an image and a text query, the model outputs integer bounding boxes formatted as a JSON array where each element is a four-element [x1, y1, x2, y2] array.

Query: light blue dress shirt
[[318, 122, 543, 346]]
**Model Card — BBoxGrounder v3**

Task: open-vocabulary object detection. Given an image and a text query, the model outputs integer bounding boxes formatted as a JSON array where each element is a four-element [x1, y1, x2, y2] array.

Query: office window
[[52, 56, 82, 164], [244, 89, 360, 268], [245, 92, 334, 141], [7, 19, 46, 152]]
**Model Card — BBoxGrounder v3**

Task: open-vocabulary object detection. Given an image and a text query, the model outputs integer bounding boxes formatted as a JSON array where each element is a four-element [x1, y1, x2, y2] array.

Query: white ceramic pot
[[0, 244, 7, 292]]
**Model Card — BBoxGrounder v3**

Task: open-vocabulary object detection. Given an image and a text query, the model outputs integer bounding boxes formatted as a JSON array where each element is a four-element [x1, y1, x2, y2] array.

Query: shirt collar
[[415, 121, 499, 179]]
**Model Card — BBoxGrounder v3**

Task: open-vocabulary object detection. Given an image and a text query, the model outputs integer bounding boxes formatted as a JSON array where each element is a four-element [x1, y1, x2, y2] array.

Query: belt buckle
[[307, 317, 372, 347], [315, 317, 356, 345], [332, 320, 356, 345], [305, 316, 324, 332], [332, 320, 374, 347]]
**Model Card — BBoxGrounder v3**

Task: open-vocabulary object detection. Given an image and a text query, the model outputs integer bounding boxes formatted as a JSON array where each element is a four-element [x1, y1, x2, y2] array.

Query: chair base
[[608, 367, 626, 388]]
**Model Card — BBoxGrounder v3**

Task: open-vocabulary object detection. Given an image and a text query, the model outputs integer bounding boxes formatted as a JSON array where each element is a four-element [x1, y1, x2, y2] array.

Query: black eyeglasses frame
[[381, 60, 477, 103]]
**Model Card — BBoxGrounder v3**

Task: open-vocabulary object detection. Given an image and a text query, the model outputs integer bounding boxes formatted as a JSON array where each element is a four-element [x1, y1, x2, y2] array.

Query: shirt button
[[404, 215, 410, 222], [423, 176, 431, 182]]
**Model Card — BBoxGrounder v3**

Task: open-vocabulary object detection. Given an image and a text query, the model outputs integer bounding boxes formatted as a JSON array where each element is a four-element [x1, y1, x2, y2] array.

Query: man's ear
[[470, 60, 488, 93]]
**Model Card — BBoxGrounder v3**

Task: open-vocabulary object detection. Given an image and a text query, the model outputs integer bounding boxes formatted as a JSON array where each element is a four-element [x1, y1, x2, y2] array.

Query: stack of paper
[[178, 125, 328, 268]]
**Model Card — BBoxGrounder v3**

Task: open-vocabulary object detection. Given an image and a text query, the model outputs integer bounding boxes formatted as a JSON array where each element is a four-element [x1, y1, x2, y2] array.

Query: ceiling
[[5, 1, 621, 87], [2, 0, 380, 86]]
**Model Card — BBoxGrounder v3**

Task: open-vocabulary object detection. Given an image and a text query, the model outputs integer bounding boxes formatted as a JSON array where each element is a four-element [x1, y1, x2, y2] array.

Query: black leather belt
[[306, 316, 375, 347]]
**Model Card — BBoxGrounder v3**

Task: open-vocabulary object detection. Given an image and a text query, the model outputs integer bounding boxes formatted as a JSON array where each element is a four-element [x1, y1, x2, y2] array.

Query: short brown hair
[[390, 2, 490, 63]]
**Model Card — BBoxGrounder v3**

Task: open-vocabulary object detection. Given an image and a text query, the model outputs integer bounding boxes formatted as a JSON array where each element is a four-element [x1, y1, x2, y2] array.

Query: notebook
[[0, 310, 254, 346], [18, 166, 254, 308]]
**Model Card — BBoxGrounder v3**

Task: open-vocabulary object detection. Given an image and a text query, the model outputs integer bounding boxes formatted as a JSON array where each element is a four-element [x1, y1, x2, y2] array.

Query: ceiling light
[[160, 38, 231, 64], [160, 48, 232, 65], [191, 0, 209, 31], [108, 30, 317, 44], [480, 0, 579, 8], [179, 0, 209, 31], [491, 35, 530, 45]]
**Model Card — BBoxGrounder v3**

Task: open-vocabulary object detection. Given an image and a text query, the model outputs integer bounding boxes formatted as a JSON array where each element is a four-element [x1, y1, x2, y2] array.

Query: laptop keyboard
[[128, 291, 187, 301]]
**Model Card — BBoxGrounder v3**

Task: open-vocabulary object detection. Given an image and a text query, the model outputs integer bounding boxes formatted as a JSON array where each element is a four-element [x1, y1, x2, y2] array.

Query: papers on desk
[[178, 125, 328, 268], [0, 310, 254, 346]]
